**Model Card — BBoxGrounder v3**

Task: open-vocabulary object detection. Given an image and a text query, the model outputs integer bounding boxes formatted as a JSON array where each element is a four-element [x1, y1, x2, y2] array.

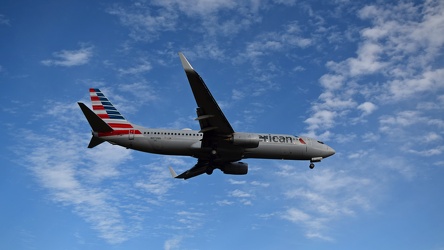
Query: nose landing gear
[[309, 157, 322, 169]]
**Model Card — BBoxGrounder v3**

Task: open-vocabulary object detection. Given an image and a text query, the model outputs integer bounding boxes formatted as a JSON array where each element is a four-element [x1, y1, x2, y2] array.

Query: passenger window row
[[143, 131, 203, 137]]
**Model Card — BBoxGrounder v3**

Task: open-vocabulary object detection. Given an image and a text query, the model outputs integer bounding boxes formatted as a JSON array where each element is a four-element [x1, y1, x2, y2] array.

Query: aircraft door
[[129, 129, 135, 140]]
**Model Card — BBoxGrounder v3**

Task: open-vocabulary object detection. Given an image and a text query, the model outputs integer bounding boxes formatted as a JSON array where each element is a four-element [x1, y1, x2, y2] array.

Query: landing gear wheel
[[309, 163, 315, 169]]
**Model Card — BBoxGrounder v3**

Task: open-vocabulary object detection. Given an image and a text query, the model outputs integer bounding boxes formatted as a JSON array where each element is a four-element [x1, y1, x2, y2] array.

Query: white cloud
[[107, 4, 178, 41], [306, 0, 444, 136], [108, 0, 261, 41], [230, 189, 251, 198], [282, 208, 311, 223], [278, 167, 375, 240], [217, 199, 234, 206], [228, 179, 247, 185], [357, 101, 377, 116], [41, 45, 94, 67], [175, 210, 205, 229], [23, 130, 133, 244], [348, 150, 369, 159], [134, 156, 188, 198], [339, 42, 387, 77], [164, 235, 183, 250], [243, 22, 312, 61], [119, 81, 158, 102], [304, 110, 337, 131], [408, 146, 444, 157], [157, 0, 236, 16], [231, 89, 245, 101], [118, 60, 152, 75], [379, 110, 423, 132], [251, 180, 270, 187], [273, 0, 297, 6], [424, 132, 442, 143], [387, 68, 444, 100], [362, 132, 380, 142], [319, 74, 345, 90]]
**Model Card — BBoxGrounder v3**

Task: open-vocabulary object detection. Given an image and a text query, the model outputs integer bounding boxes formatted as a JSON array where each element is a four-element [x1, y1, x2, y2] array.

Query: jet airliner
[[78, 53, 335, 179]]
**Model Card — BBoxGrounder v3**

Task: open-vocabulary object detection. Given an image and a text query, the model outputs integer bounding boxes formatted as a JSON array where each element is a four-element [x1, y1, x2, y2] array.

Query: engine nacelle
[[221, 162, 248, 175], [230, 132, 260, 148]]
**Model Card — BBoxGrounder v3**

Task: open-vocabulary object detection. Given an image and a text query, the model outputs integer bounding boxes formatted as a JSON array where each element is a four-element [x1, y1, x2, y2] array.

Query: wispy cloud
[[22, 129, 134, 244], [41, 45, 94, 67], [106, 3, 178, 41], [0, 14, 10, 26], [16, 97, 175, 244], [134, 156, 186, 197], [276, 166, 376, 240], [118, 60, 152, 75], [305, 0, 444, 138], [164, 235, 183, 250], [107, 0, 261, 43]]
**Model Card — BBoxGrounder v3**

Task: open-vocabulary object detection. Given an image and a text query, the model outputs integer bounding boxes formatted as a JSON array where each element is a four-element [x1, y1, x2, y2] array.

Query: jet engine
[[221, 162, 248, 175], [230, 133, 260, 148]]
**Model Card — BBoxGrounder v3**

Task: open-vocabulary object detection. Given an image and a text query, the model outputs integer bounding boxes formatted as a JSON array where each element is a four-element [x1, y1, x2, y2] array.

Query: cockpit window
[[317, 141, 324, 144]]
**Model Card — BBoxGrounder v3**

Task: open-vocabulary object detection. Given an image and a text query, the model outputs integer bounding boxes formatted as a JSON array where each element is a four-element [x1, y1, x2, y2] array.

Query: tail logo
[[89, 88, 141, 135]]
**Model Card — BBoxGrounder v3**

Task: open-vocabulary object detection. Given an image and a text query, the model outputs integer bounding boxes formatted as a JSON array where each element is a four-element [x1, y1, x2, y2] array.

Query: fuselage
[[99, 125, 335, 162]]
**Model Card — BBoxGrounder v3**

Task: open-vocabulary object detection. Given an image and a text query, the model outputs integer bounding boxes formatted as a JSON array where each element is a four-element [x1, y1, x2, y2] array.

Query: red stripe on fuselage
[[98, 130, 142, 137], [108, 123, 133, 128]]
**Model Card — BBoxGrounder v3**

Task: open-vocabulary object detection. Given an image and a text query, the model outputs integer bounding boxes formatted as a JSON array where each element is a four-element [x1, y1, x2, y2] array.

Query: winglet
[[178, 52, 194, 71], [168, 166, 178, 178]]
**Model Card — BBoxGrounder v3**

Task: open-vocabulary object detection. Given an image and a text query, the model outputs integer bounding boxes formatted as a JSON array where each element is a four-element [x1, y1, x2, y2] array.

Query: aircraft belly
[[139, 137, 199, 156], [245, 143, 308, 160]]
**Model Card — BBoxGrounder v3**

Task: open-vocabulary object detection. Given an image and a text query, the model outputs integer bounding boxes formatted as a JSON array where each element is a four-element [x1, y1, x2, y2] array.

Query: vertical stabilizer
[[89, 88, 134, 130]]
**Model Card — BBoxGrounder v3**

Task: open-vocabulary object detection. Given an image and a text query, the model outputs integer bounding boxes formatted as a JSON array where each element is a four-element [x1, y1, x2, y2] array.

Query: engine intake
[[230, 132, 260, 148], [221, 162, 248, 175]]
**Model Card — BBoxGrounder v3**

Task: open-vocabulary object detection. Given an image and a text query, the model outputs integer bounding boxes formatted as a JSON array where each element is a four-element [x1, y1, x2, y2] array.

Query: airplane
[[78, 52, 335, 180]]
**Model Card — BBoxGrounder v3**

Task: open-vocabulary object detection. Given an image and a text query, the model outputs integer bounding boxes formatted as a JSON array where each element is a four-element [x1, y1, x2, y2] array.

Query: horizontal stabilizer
[[169, 165, 207, 179], [88, 136, 105, 148], [78, 102, 113, 132], [168, 166, 178, 178]]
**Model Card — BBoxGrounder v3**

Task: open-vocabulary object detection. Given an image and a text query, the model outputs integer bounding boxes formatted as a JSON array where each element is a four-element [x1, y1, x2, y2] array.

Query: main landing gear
[[205, 148, 217, 175], [206, 167, 214, 175]]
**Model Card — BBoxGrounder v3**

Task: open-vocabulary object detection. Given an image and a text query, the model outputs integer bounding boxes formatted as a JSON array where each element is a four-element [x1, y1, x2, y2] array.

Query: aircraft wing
[[175, 53, 242, 179], [179, 52, 234, 136]]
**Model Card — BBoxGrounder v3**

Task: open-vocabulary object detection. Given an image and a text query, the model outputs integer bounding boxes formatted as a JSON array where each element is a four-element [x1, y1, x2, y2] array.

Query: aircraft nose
[[326, 145, 335, 157]]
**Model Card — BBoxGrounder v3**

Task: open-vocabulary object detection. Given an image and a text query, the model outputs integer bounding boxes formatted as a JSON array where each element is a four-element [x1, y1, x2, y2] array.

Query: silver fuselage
[[101, 126, 335, 163]]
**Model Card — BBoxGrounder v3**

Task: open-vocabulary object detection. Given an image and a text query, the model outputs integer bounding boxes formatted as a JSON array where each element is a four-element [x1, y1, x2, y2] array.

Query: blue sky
[[1, 0, 444, 249]]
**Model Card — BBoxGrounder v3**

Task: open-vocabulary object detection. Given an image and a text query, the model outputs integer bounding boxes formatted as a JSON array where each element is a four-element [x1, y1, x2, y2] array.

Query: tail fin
[[78, 102, 113, 132], [77, 102, 111, 148], [78, 88, 138, 149], [88, 88, 134, 130]]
